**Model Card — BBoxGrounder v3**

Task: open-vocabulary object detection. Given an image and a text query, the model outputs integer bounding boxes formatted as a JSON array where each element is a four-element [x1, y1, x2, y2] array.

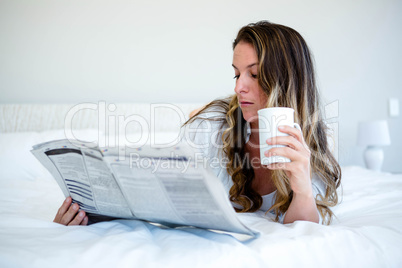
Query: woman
[[54, 20, 341, 225], [183, 21, 341, 224]]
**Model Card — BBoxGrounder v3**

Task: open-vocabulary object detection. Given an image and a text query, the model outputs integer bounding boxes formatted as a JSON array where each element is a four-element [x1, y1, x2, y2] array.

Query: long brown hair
[[184, 21, 341, 224]]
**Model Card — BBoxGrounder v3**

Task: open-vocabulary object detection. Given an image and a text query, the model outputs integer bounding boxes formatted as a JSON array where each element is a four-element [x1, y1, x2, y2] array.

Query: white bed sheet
[[0, 130, 401, 268]]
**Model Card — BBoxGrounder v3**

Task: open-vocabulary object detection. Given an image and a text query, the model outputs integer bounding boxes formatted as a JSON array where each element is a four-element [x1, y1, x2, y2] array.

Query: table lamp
[[357, 120, 391, 172]]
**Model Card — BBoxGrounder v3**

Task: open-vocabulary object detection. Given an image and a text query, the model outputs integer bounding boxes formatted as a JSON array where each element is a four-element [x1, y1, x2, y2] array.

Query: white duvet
[[0, 130, 401, 268]]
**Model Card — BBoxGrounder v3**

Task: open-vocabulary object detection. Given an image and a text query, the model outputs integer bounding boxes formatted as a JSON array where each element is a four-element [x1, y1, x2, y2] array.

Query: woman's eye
[[233, 74, 257, 79]]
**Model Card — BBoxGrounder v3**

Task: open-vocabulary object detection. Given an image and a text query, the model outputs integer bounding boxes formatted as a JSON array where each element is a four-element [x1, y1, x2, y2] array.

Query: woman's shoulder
[[183, 97, 231, 130], [194, 97, 231, 118], [181, 97, 232, 157]]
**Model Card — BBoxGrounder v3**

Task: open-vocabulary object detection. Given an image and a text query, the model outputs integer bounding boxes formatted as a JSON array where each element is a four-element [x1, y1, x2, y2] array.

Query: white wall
[[1, 0, 401, 172]]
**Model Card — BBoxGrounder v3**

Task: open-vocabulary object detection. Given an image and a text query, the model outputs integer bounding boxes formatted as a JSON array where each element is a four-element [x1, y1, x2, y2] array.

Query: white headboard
[[0, 103, 204, 133]]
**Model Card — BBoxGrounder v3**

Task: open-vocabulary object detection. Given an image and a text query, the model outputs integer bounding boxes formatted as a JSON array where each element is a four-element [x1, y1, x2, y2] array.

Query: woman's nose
[[234, 77, 248, 94]]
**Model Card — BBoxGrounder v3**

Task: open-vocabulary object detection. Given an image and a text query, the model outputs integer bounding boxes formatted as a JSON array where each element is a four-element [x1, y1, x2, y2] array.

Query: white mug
[[257, 107, 301, 165]]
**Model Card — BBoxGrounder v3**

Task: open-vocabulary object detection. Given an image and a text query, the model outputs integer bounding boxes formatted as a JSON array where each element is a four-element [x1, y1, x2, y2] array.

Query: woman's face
[[232, 41, 268, 126]]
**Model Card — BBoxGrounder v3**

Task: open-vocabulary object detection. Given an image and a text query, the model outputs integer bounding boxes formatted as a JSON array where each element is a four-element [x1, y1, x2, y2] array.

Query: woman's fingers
[[266, 126, 310, 155], [278, 125, 304, 143], [267, 161, 293, 170], [54, 197, 72, 223], [59, 203, 80, 225], [267, 136, 302, 151], [67, 210, 87, 226], [54, 196, 88, 226], [266, 146, 309, 163], [265, 146, 299, 163], [81, 216, 89, 226]]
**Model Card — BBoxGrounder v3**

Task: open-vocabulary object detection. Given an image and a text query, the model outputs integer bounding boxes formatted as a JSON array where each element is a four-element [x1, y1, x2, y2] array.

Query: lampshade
[[357, 120, 391, 146]]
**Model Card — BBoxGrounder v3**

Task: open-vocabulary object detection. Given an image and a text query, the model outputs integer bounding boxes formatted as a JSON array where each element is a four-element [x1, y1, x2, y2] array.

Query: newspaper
[[31, 139, 259, 237]]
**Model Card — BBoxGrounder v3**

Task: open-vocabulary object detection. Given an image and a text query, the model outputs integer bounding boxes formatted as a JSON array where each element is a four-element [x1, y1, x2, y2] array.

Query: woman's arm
[[265, 125, 320, 224], [283, 190, 319, 224]]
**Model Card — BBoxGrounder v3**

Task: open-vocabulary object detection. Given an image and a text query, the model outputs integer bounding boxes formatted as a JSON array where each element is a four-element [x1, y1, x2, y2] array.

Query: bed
[[1, 103, 401, 268]]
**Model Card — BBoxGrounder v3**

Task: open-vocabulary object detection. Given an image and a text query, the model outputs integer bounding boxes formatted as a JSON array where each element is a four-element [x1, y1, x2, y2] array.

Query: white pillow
[[0, 129, 102, 182], [0, 129, 185, 183]]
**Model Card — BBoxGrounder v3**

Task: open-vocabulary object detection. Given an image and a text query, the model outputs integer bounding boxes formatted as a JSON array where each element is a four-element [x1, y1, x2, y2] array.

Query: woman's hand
[[53, 196, 89, 226], [265, 125, 319, 223], [264, 125, 312, 196]]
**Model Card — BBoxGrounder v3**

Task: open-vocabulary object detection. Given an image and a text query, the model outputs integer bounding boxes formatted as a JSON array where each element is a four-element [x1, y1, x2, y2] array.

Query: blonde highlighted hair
[[184, 21, 341, 224]]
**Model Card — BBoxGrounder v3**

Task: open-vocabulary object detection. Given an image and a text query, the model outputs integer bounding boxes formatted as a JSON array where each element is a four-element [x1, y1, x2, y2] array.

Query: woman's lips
[[240, 101, 253, 107]]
